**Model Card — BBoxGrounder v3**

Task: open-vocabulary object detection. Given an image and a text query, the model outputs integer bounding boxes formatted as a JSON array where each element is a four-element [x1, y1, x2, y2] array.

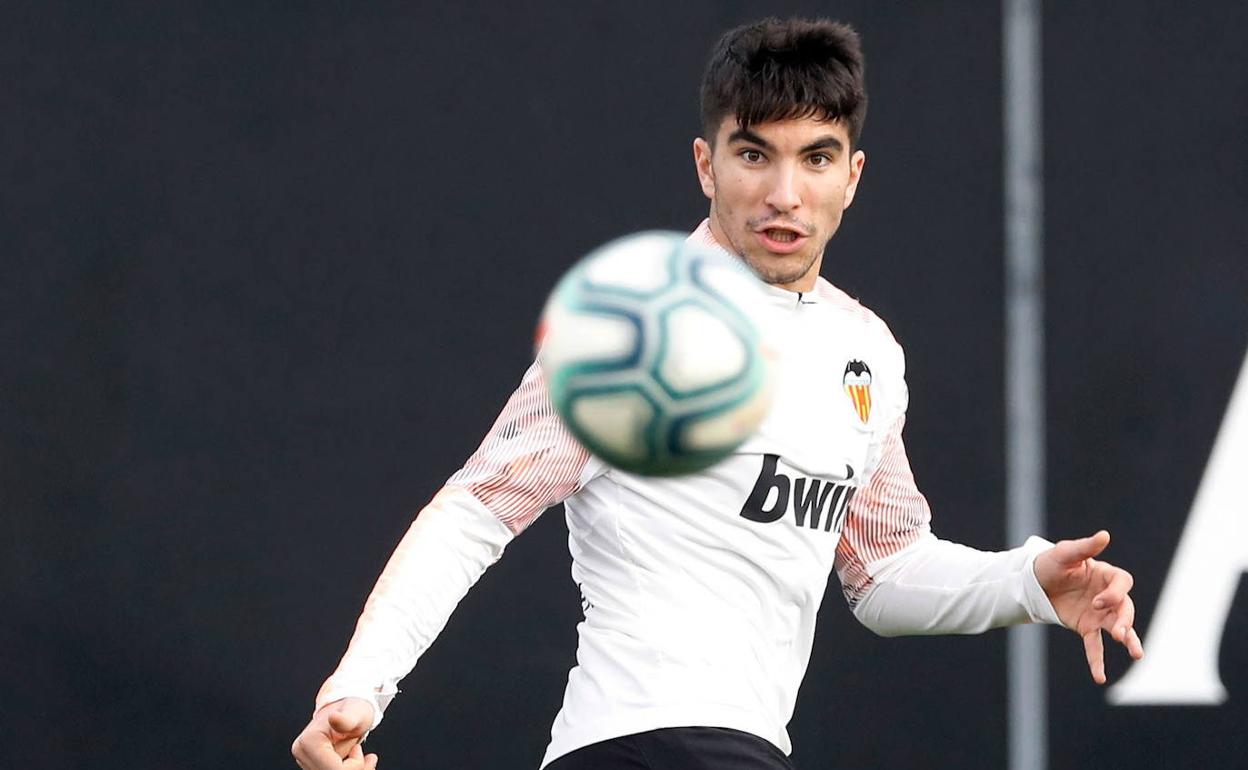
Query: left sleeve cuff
[[1019, 535, 1063, 626]]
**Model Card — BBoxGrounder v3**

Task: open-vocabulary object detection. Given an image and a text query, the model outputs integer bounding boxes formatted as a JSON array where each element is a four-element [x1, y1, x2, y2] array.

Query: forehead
[[713, 114, 851, 148]]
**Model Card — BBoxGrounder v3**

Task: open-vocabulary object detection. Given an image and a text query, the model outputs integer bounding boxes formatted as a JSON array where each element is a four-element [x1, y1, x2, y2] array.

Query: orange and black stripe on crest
[[842, 360, 873, 424]]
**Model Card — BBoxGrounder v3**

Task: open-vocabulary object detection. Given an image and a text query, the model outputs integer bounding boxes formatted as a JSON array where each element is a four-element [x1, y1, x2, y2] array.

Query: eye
[[739, 149, 765, 164], [807, 153, 832, 168]]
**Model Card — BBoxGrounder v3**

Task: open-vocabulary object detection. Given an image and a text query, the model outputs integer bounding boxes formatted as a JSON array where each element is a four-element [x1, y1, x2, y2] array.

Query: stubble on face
[[712, 202, 827, 287]]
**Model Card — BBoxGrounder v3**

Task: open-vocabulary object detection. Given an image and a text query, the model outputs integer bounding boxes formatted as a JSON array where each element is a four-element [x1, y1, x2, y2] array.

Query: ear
[[693, 137, 716, 200], [843, 149, 866, 209]]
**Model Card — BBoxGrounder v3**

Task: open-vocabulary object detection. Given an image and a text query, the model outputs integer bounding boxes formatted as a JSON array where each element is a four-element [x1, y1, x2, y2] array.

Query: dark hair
[[700, 18, 867, 146]]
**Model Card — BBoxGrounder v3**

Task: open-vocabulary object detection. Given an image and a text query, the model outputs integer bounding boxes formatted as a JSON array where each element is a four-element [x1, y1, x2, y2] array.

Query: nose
[[763, 164, 801, 212]]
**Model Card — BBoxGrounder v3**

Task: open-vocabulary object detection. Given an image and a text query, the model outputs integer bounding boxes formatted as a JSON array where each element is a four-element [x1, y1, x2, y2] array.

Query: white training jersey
[[315, 220, 1061, 767]]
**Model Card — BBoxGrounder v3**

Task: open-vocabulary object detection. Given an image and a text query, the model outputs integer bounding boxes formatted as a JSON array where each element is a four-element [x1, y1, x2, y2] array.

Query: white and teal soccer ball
[[539, 231, 775, 476]]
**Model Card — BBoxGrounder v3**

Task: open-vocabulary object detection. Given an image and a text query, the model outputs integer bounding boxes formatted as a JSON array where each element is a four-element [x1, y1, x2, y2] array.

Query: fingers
[[1075, 595, 1142, 685], [291, 729, 341, 770], [1125, 627, 1145, 660], [1092, 566, 1135, 612], [1096, 573, 1146, 664], [334, 735, 362, 758], [327, 712, 364, 760], [292, 698, 376, 770], [1106, 595, 1135, 644], [1083, 629, 1106, 685], [291, 729, 378, 770], [1104, 595, 1144, 661], [344, 743, 380, 770]]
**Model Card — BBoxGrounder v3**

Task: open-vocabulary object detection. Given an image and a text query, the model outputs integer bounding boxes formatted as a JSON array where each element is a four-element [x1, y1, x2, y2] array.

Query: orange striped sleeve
[[445, 361, 594, 535], [834, 414, 932, 607]]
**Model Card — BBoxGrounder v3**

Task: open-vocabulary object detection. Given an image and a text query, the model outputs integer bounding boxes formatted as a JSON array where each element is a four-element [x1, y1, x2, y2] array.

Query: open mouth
[[755, 227, 808, 253]]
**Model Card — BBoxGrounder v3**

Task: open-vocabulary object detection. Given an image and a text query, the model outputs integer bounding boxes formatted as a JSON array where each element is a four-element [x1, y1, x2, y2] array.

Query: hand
[[1033, 530, 1145, 684], [291, 697, 379, 770]]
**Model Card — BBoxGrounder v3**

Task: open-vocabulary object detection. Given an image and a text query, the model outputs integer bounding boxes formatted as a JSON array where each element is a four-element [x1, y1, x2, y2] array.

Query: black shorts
[[544, 727, 796, 770]]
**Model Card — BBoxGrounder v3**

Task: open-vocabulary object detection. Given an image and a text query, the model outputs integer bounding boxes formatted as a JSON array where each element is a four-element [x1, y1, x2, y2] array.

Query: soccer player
[[291, 18, 1143, 770]]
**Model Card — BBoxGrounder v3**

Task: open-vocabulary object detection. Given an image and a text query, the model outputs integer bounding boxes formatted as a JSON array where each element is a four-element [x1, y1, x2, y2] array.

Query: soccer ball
[[538, 231, 774, 476]]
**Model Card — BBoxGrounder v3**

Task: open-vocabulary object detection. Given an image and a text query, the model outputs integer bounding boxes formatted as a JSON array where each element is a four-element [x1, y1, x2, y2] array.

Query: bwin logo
[[739, 454, 856, 533]]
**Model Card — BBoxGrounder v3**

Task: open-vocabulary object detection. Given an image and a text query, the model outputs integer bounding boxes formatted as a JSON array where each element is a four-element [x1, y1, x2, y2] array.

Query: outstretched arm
[[837, 414, 1144, 682], [835, 413, 1059, 633], [291, 361, 597, 767], [847, 533, 1062, 635]]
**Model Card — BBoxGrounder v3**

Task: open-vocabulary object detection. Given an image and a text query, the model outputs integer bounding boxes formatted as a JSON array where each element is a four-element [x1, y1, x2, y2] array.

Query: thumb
[[1052, 530, 1110, 565]]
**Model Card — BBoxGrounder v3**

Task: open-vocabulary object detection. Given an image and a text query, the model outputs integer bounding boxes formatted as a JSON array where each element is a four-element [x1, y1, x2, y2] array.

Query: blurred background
[[4, 1, 1245, 768]]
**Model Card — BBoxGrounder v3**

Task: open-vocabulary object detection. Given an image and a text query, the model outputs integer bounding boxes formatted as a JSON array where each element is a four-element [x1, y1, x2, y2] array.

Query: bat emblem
[[843, 360, 872, 424]]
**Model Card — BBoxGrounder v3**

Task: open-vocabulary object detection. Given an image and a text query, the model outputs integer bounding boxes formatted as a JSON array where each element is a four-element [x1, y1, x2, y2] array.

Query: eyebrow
[[726, 127, 844, 156]]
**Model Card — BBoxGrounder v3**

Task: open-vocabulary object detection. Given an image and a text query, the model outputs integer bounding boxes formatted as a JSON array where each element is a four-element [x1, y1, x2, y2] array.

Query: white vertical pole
[[1003, 1, 1047, 770]]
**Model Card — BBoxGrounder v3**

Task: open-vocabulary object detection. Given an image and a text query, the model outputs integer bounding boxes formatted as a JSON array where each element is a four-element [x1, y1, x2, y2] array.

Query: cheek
[[717, 174, 759, 210], [824, 182, 852, 213], [810, 187, 842, 220]]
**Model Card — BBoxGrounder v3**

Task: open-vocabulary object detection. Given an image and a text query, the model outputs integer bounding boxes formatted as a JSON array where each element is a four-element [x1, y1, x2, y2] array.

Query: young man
[[291, 18, 1143, 770]]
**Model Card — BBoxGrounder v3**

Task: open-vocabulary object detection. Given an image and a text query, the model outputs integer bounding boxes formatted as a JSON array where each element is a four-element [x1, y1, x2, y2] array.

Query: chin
[[748, 254, 815, 284], [750, 264, 809, 287]]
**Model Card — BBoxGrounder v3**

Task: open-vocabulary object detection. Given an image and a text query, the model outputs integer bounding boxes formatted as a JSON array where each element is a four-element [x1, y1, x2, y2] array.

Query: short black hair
[[700, 18, 867, 147]]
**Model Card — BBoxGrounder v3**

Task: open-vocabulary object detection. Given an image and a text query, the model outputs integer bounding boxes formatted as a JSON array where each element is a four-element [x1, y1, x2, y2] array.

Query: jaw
[[741, 249, 821, 291]]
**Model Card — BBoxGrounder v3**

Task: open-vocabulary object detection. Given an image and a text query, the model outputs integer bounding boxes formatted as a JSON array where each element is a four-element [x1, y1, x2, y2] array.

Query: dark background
[[4, 1, 1244, 768]]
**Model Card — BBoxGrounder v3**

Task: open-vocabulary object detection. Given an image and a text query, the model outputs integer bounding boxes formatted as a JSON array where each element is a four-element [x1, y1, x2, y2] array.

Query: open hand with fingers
[[291, 697, 380, 770], [1033, 530, 1146, 684]]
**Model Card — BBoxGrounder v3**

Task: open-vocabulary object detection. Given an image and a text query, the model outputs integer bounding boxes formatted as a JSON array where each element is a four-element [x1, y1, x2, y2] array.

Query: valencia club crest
[[843, 360, 872, 424]]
